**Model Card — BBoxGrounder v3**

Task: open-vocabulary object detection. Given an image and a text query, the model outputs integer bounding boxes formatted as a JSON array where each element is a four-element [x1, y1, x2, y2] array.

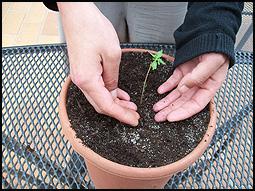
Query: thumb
[[101, 47, 122, 91], [177, 53, 226, 93]]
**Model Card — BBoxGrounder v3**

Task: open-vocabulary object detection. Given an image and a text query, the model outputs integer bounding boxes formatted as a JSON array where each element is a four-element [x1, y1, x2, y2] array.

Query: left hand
[[153, 52, 229, 122]]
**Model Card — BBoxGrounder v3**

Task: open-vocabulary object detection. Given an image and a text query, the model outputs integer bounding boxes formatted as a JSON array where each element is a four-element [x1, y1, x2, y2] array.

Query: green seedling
[[140, 50, 166, 104]]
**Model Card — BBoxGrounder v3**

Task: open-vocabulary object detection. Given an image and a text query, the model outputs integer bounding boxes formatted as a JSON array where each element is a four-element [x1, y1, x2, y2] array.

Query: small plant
[[140, 50, 166, 104]]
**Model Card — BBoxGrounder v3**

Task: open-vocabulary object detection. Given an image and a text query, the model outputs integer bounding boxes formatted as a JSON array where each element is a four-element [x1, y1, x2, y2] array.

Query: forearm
[[173, 2, 244, 68], [57, 2, 98, 39], [57, 3, 104, 56]]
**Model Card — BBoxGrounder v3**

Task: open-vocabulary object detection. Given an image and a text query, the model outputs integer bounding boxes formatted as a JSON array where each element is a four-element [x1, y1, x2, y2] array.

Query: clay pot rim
[[59, 48, 217, 180]]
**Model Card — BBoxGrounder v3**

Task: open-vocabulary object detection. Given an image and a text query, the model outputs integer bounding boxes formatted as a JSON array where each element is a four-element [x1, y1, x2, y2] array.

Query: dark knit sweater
[[43, 2, 244, 68]]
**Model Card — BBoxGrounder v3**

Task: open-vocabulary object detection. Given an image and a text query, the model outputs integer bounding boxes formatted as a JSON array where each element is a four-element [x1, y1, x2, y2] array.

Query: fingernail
[[178, 85, 189, 94], [153, 102, 165, 112], [135, 112, 140, 119], [133, 119, 139, 127], [158, 86, 164, 94], [154, 113, 165, 122], [167, 112, 176, 122], [153, 104, 159, 111]]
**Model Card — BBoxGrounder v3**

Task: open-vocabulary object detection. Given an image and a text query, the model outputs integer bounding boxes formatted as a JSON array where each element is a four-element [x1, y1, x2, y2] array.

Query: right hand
[[58, 2, 140, 126]]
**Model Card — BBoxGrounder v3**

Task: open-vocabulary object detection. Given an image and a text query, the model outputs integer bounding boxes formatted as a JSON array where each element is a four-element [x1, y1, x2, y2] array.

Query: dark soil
[[66, 51, 210, 168]]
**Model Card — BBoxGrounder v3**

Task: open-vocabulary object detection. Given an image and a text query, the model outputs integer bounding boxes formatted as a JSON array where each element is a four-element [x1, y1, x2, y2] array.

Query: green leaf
[[159, 59, 166, 65], [148, 49, 167, 71], [151, 61, 157, 70], [155, 50, 163, 59]]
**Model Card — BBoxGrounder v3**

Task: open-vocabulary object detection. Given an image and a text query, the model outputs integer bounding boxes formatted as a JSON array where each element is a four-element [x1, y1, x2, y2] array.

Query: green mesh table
[[2, 43, 253, 189]]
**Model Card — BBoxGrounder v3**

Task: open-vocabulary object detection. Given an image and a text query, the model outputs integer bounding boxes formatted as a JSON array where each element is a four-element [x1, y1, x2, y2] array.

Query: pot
[[59, 48, 217, 189]]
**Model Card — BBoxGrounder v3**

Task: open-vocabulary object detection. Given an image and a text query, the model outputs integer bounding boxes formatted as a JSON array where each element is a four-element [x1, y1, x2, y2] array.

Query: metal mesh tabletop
[[2, 43, 253, 189]]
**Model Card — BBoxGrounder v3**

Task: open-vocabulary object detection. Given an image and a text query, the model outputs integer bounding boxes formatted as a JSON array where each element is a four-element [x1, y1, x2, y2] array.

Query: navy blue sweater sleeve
[[173, 2, 244, 68]]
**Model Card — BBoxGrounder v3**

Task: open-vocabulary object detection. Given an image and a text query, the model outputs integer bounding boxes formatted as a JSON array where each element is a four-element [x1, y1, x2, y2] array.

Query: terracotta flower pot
[[59, 48, 217, 189]]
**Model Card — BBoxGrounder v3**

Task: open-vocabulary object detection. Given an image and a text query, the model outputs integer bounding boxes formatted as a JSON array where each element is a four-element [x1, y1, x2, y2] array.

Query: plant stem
[[140, 64, 152, 104]]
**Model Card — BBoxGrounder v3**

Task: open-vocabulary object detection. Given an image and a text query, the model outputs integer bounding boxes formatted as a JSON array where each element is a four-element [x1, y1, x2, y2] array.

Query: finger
[[108, 102, 140, 126], [117, 88, 130, 101], [101, 47, 122, 91], [86, 83, 140, 126], [167, 62, 229, 122], [209, 61, 229, 85], [153, 89, 181, 112], [154, 87, 198, 122], [199, 61, 229, 94], [167, 88, 213, 122], [157, 68, 183, 94], [115, 98, 138, 111], [177, 54, 226, 93], [110, 88, 118, 100], [81, 89, 101, 112]]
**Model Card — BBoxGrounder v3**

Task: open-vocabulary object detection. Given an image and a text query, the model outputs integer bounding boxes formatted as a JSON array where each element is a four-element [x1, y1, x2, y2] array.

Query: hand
[[58, 2, 140, 126], [153, 53, 229, 122]]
